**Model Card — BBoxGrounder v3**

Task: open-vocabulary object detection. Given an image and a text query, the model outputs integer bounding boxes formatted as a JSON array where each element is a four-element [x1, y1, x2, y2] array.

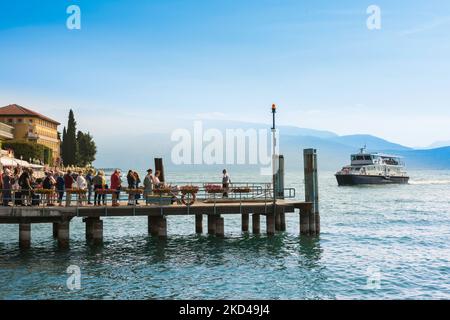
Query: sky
[[0, 0, 449, 148]]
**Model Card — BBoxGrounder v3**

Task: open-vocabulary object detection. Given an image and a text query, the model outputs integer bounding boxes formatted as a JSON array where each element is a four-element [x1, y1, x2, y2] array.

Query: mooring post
[[252, 213, 260, 234], [274, 155, 285, 199], [154, 158, 165, 183], [215, 216, 224, 237], [57, 220, 70, 248], [19, 223, 31, 249], [241, 210, 249, 232], [52, 222, 58, 238], [158, 217, 167, 239], [207, 214, 216, 235], [195, 214, 203, 234], [304, 148, 319, 234]]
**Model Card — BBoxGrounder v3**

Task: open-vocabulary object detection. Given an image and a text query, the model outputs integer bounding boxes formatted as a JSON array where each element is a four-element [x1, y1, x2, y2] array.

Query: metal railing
[[0, 182, 296, 209]]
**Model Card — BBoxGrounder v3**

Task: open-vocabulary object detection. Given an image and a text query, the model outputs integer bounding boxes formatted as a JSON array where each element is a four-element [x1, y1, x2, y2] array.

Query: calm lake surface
[[1, 170, 449, 299]]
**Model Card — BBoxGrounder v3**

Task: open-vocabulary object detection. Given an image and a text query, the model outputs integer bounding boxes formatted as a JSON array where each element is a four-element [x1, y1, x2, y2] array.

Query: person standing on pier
[[19, 168, 33, 206], [143, 169, 153, 205], [134, 171, 141, 205], [56, 172, 65, 206], [222, 169, 231, 198], [86, 169, 94, 205], [111, 169, 121, 206], [127, 170, 137, 205], [2, 169, 12, 206], [153, 170, 161, 188], [76, 171, 88, 206]]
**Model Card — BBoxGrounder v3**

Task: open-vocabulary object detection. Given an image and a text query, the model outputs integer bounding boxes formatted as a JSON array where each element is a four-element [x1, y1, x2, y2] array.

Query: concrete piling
[[266, 213, 275, 235], [57, 221, 70, 248], [52, 222, 58, 238], [91, 218, 103, 244], [207, 215, 216, 235], [252, 213, 260, 234], [241, 212, 249, 232], [195, 214, 203, 234], [148, 216, 159, 236], [280, 209, 286, 232], [19, 223, 31, 249], [158, 217, 167, 239], [300, 207, 310, 235], [275, 210, 281, 231], [215, 216, 224, 237]]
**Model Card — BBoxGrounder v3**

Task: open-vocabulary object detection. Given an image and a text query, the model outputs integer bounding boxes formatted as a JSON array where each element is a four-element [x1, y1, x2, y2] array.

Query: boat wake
[[409, 179, 450, 185]]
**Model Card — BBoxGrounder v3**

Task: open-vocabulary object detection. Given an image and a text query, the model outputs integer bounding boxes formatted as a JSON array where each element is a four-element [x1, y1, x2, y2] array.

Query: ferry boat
[[335, 147, 409, 186]]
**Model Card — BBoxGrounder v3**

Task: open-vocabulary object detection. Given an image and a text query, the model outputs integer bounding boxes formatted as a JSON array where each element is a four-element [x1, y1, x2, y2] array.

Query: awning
[[0, 157, 31, 168]]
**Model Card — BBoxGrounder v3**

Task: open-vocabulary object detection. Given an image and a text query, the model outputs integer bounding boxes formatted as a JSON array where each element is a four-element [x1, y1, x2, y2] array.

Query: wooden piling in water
[[148, 216, 159, 236], [207, 215, 216, 235], [252, 213, 260, 234], [275, 210, 281, 231], [304, 148, 320, 235], [241, 212, 249, 232], [195, 214, 203, 234], [91, 218, 103, 244], [280, 208, 286, 231], [19, 223, 31, 249], [57, 221, 70, 248], [215, 216, 224, 237]]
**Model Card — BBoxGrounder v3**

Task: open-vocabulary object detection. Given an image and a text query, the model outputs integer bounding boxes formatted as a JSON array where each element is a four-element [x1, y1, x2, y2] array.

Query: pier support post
[[85, 217, 103, 244], [252, 214, 260, 234], [275, 210, 281, 231], [300, 206, 311, 235], [241, 212, 249, 232], [148, 216, 159, 236], [19, 223, 31, 249], [274, 155, 285, 199], [215, 216, 224, 237], [304, 148, 320, 234], [195, 214, 203, 234], [52, 222, 58, 238], [158, 217, 167, 239], [266, 213, 275, 236], [57, 221, 70, 249], [280, 209, 286, 232], [208, 215, 216, 235]]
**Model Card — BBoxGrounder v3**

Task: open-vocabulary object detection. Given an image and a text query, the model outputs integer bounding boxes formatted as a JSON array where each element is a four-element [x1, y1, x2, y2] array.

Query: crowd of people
[[0, 166, 164, 207]]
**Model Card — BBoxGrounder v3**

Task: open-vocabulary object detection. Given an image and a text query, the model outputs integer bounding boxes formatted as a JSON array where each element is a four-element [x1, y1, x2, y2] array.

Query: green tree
[[77, 131, 97, 166], [2, 140, 53, 165], [62, 109, 78, 165]]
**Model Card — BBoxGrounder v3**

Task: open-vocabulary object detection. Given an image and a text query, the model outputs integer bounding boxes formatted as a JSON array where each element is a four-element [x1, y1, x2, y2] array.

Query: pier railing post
[[19, 223, 31, 249], [303, 148, 320, 235]]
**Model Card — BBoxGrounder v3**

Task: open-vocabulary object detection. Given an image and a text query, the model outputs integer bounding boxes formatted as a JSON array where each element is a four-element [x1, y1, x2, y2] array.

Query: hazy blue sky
[[0, 0, 449, 147]]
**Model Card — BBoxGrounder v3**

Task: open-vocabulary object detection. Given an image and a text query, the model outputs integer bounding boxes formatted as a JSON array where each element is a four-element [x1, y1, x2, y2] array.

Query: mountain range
[[94, 120, 450, 171]]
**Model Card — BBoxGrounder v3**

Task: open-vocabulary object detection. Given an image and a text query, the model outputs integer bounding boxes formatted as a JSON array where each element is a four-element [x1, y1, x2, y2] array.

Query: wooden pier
[[0, 149, 320, 249], [0, 200, 313, 248]]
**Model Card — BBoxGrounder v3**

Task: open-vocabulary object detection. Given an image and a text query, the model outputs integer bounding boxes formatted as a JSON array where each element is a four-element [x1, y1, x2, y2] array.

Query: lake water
[[1, 170, 449, 299]]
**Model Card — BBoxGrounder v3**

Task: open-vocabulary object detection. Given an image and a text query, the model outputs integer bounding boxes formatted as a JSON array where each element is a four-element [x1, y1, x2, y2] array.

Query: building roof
[[0, 104, 60, 125]]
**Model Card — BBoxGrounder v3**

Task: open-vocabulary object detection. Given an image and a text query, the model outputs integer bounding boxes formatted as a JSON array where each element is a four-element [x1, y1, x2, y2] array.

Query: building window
[[8, 119, 13, 123]]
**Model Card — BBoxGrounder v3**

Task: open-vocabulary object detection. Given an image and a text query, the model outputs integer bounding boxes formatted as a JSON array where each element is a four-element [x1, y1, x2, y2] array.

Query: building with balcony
[[0, 104, 61, 164]]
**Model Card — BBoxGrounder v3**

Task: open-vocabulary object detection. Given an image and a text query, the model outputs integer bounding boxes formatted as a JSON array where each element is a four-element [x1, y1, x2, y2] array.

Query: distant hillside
[[93, 120, 450, 171]]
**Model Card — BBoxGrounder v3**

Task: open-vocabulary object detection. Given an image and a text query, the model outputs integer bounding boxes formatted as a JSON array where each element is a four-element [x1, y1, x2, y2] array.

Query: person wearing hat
[[143, 169, 154, 205]]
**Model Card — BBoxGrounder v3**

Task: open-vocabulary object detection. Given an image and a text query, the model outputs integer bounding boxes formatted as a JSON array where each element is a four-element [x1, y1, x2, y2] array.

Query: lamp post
[[271, 104, 277, 212]]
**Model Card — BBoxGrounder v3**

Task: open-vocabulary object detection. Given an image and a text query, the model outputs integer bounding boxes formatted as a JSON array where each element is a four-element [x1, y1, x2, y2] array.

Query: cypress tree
[[61, 126, 67, 164], [64, 109, 78, 165]]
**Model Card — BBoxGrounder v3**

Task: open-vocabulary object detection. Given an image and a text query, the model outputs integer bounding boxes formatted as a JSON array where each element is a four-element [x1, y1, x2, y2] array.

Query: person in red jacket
[[110, 169, 122, 206]]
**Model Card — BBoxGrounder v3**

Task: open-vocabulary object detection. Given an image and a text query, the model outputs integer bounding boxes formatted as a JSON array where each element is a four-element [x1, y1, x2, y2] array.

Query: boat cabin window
[[364, 156, 372, 160]]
